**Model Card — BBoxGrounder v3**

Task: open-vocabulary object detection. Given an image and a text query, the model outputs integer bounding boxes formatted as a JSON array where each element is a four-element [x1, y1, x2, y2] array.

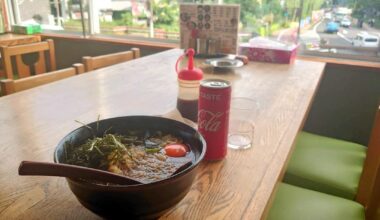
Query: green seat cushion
[[267, 183, 365, 220], [284, 132, 366, 200]]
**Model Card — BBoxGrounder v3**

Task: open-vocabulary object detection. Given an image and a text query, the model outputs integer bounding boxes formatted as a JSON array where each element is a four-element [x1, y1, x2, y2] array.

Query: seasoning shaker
[[175, 48, 203, 122]]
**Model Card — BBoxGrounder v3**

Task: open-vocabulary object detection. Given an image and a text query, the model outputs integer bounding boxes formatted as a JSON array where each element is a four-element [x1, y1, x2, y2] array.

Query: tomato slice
[[164, 144, 188, 157]]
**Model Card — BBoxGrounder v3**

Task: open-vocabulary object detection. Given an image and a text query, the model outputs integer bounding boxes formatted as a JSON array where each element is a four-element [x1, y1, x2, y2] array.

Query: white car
[[325, 12, 332, 20], [341, 19, 351, 27], [352, 33, 379, 47]]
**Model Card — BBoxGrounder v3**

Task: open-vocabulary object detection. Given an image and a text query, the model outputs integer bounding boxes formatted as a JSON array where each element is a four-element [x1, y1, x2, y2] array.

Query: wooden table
[[0, 49, 325, 219], [0, 33, 41, 47]]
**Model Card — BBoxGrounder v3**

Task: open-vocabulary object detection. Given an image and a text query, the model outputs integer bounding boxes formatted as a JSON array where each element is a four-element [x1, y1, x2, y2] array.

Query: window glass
[[294, 2, 380, 61], [88, 0, 180, 41], [14, 0, 89, 35], [0, 1, 5, 33], [224, 0, 303, 44], [365, 38, 378, 43], [11, 0, 380, 61], [62, 0, 90, 35], [91, 0, 221, 41], [90, 0, 302, 44]]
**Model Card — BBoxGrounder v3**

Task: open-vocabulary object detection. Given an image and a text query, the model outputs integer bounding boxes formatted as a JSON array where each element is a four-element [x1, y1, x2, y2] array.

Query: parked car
[[352, 33, 379, 47], [341, 18, 351, 27], [325, 22, 339, 33]]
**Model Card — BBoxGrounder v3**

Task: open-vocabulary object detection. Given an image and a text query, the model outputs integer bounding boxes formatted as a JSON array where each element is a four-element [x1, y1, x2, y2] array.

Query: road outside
[[300, 18, 380, 57]]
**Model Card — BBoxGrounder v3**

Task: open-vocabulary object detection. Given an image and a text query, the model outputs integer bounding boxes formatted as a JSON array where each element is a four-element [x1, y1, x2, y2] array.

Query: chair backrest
[[0, 63, 84, 95], [82, 48, 140, 72], [0, 39, 56, 79], [356, 105, 380, 207]]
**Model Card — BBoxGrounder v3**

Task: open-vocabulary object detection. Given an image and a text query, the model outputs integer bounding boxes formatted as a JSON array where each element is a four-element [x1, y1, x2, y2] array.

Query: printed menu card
[[180, 3, 240, 55]]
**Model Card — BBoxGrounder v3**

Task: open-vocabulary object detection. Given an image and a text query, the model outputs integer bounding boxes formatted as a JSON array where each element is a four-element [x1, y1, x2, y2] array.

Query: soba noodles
[[64, 131, 192, 183]]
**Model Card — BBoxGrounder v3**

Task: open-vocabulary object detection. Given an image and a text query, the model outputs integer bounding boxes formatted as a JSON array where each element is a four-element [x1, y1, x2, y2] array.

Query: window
[[8, 0, 89, 35], [365, 38, 378, 43], [93, 0, 180, 41], [8, 0, 380, 62]]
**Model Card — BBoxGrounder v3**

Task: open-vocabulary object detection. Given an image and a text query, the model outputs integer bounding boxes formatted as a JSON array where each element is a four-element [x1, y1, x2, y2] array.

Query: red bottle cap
[[177, 48, 203, 81]]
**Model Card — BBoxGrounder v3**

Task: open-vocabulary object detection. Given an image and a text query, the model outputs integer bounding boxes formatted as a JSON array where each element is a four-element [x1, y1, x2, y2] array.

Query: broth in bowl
[[64, 131, 193, 184]]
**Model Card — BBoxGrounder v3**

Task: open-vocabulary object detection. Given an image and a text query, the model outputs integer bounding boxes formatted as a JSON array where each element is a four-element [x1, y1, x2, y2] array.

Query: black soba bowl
[[54, 116, 206, 219]]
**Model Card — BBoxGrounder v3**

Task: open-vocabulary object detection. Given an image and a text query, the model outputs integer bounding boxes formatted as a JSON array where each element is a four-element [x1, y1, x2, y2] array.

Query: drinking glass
[[228, 97, 258, 150]]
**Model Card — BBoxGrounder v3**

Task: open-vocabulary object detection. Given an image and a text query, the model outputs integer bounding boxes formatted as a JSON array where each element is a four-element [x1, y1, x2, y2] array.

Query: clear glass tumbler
[[228, 97, 258, 150]]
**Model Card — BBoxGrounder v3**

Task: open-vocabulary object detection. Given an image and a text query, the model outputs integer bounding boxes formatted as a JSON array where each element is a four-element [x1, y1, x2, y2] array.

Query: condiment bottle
[[175, 48, 203, 122]]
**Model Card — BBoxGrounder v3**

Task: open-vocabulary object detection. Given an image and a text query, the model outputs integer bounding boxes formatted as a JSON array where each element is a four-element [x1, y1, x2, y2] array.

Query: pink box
[[239, 42, 297, 64]]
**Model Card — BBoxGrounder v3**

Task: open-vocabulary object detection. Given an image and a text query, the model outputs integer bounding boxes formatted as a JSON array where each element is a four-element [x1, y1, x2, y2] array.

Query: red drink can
[[198, 79, 231, 160]]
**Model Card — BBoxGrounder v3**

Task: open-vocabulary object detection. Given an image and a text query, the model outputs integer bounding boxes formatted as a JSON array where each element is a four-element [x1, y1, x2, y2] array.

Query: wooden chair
[[0, 39, 56, 79], [0, 63, 84, 95], [283, 105, 380, 205], [82, 48, 140, 72]]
